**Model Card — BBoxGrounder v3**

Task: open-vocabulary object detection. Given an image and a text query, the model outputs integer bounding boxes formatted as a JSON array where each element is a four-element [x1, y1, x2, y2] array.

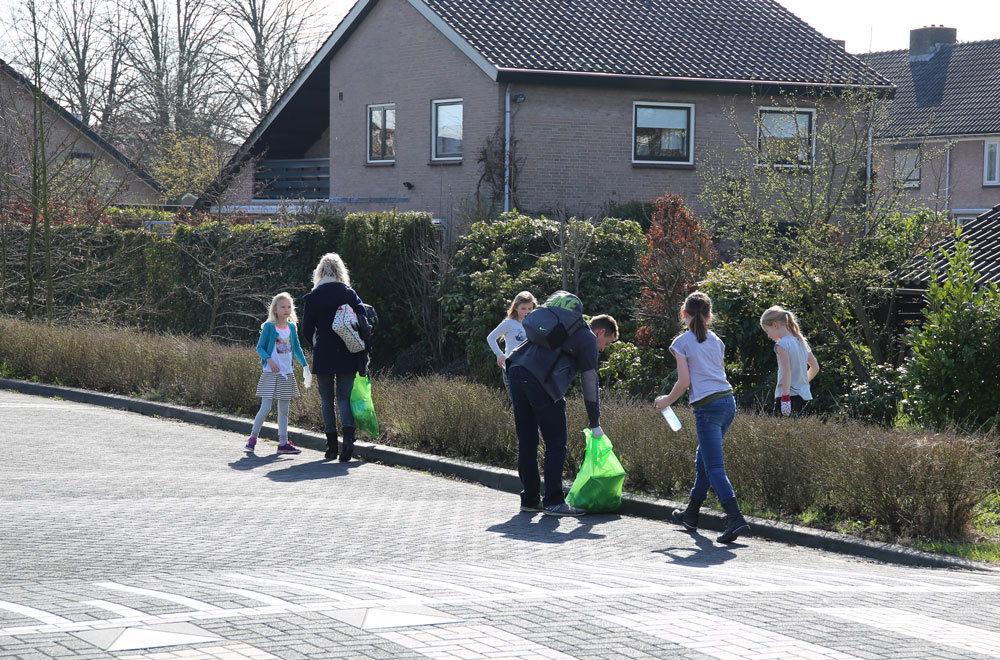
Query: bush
[[699, 260, 853, 413], [444, 213, 644, 384], [1, 316, 993, 543], [903, 236, 1000, 432]]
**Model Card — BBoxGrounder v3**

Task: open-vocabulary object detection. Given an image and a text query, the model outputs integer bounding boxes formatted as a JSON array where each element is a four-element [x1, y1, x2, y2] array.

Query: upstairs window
[[893, 147, 921, 189], [985, 140, 1000, 185], [367, 103, 395, 163], [432, 99, 463, 160], [633, 102, 694, 164], [757, 107, 815, 167]]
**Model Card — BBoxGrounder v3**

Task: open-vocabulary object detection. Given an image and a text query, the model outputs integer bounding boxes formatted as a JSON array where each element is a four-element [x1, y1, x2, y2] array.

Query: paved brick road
[[2, 389, 999, 660]]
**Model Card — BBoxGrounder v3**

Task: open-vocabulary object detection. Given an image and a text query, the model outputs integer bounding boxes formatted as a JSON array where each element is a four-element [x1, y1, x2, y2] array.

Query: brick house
[[0, 58, 163, 207], [199, 0, 890, 221], [865, 28, 1000, 223]]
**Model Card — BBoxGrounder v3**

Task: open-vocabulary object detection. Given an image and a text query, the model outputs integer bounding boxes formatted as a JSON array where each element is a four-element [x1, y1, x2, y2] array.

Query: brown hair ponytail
[[683, 291, 712, 343]]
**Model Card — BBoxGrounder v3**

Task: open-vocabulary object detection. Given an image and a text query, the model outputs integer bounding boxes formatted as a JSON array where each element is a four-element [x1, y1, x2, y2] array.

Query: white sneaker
[[543, 502, 585, 516]]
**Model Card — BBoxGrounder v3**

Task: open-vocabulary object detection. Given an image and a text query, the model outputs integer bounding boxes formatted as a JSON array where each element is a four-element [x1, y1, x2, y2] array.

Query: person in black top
[[506, 313, 618, 516], [300, 253, 371, 462]]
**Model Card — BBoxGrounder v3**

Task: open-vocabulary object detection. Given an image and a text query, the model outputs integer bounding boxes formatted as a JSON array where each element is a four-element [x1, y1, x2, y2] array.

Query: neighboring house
[[864, 28, 1000, 223], [0, 58, 162, 207], [894, 203, 1000, 331], [198, 0, 890, 221]]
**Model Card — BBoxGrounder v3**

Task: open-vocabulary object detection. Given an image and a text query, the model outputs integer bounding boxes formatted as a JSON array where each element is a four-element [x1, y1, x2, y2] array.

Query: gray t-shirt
[[669, 330, 732, 404], [774, 335, 812, 400]]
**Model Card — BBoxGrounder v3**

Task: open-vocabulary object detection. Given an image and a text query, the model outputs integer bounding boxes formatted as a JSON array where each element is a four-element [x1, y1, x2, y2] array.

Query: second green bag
[[566, 428, 626, 513], [350, 375, 379, 440]]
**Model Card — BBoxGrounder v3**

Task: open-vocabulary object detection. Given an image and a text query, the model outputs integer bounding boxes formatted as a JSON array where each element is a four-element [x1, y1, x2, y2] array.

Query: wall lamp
[[403, 181, 414, 190]]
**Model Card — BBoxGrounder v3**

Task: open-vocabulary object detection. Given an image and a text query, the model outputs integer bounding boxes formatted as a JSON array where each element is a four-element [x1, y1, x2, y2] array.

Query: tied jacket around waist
[[299, 278, 371, 374]]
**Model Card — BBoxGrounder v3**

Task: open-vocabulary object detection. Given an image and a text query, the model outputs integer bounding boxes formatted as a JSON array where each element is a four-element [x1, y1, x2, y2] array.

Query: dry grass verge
[[2, 316, 994, 543]]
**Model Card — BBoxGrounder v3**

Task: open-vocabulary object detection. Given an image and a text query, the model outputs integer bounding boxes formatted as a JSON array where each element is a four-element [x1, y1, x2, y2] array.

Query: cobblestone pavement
[[2, 389, 999, 660]]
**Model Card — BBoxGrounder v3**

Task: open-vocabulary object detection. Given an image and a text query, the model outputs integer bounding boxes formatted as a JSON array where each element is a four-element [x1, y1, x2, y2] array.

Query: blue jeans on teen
[[509, 365, 568, 508], [317, 372, 355, 433], [690, 394, 737, 505]]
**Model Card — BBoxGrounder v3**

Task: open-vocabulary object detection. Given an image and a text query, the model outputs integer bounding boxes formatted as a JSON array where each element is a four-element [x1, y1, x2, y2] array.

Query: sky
[[0, 0, 993, 60]]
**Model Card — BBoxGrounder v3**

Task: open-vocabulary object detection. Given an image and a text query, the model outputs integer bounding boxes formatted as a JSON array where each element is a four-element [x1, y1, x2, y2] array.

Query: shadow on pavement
[[228, 454, 284, 470], [653, 530, 745, 565], [264, 459, 362, 482], [486, 512, 617, 543]]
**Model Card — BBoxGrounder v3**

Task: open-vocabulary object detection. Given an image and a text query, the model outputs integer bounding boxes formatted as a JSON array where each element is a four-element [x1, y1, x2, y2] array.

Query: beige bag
[[332, 304, 365, 353]]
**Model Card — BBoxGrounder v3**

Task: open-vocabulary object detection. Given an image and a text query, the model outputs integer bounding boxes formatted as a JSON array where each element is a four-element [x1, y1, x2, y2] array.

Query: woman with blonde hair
[[300, 252, 371, 461], [759, 305, 819, 417]]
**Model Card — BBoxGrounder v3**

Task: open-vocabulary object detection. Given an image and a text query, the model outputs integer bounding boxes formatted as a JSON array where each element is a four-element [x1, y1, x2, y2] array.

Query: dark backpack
[[522, 291, 587, 351], [362, 303, 378, 334]]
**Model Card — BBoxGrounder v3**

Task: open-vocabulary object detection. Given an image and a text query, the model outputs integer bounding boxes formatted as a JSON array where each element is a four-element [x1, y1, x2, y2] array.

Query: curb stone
[[2, 377, 993, 572]]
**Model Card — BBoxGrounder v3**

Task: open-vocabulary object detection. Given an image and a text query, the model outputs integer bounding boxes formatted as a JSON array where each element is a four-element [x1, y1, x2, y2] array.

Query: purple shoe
[[244, 437, 257, 454], [276, 441, 301, 455]]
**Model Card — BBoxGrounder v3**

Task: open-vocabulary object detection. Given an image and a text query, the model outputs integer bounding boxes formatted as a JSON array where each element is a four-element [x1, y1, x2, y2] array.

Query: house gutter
[[504, 83, 511, 213], [945, 139, 952, 212]]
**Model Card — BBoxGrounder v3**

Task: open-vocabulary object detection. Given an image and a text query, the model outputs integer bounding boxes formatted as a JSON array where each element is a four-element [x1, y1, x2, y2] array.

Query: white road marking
[[376, 623, 579, 660], [345, 567, 492, 596], [215, 587, 299, 608], [95, 582, 221, 612], [82, 599, 147, 618], [820, 607, 1000, 657], [0, 600, 72, 625], [603, 610, 862, 659], [227, 573, 362, 603]]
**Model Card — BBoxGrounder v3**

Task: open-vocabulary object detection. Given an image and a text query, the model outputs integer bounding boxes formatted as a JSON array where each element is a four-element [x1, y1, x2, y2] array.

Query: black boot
[[671, 499, 704, 531], [717, 498, 750, 544], [324, 431, 339, 461], [339, 426, 355, 462]]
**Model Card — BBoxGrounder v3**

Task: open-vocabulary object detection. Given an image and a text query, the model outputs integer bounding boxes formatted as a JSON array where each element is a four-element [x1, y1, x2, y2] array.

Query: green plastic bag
[[566, 428, 626, 513], [350, 375, 379, 440]]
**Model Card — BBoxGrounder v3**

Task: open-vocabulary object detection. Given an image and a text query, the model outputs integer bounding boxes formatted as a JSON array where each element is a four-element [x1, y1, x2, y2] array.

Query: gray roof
[[903, 204, 1000, 286], [864, 39, 1000, 139], [0, 58, 163, 195], [423, 0, 891, 89]]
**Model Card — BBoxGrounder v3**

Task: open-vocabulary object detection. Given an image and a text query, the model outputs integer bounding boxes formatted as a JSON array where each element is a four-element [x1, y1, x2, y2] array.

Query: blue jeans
[[316, 372, 355, 434], [509, 365, 568, 507], [690, 395, 737, 505]]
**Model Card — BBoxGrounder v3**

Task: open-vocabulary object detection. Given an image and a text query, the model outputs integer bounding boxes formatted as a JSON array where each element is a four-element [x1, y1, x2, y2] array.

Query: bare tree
[[214, 0, 322, 128]]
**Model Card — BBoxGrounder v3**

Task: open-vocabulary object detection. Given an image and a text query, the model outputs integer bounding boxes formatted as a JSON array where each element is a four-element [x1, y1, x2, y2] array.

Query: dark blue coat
[[299, 281, 371, 375]]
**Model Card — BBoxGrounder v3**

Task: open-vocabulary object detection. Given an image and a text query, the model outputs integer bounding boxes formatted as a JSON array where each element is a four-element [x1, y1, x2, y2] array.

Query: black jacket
[[299, 280, 371, 374]]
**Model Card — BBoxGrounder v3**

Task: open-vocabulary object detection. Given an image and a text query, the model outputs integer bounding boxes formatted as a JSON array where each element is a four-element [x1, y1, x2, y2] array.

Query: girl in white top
[[759, 306, 820, 417], [487, 291, 537, 366], [487, 291, 537, 402]]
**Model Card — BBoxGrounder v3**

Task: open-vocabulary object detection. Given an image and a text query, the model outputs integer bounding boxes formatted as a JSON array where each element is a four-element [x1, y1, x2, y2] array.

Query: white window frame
[[367, 103, 395, 163], [756, 106, 816, 168], [631, 101, 695, 165], [893, 146, 921, 189], [431, 98, 463, 161], [984, 140, 1000, 186]]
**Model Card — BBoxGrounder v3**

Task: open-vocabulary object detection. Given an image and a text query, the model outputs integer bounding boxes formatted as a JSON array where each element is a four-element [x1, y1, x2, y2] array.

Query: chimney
[[909, 26, 956, 61]]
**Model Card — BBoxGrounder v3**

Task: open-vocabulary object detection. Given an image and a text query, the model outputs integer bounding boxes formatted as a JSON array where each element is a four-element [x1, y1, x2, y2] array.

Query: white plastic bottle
[[661, 406, 682, 431]]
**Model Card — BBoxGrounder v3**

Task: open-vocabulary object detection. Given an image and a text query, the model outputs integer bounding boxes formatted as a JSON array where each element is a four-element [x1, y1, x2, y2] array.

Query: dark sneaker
[[276, 442, 301, 455], [543, 502, 585, 517], [520, 503, 543, 513], [324, 448, 337, 461], [717, 519, 750, 544], [243, 437, 257, 454]]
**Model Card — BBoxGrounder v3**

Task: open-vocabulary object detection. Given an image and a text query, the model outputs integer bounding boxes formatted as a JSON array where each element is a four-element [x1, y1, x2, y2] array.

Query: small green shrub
[[903, 236, 1000, 432]]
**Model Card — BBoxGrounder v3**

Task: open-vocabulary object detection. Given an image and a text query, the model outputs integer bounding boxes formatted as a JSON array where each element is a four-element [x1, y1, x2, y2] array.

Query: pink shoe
[[276, 441, 301, 455], [244, 437, 257, 454]]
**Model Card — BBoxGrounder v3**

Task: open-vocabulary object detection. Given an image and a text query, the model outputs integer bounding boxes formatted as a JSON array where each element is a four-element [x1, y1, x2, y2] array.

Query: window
[[757, 107, 815, 167], [985, 140, 1000, 185], [632, 102, 694, 164], [893, 147, 920, 189], [432, 99, 462, 160], [367, 103, 395, 163], [69, 151, 94, 160]]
